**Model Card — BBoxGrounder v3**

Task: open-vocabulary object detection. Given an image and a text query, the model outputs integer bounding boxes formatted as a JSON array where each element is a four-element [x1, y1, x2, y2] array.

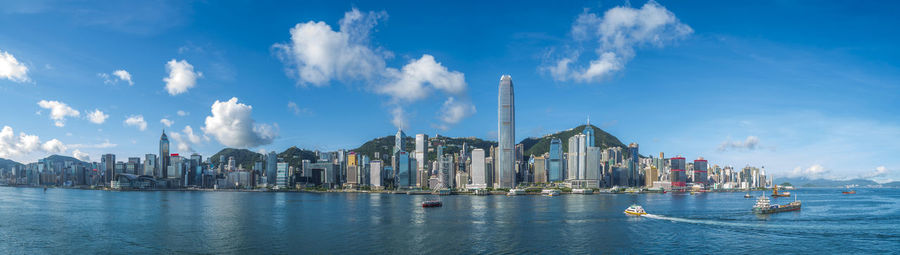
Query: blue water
[[0, 187, 897, 254]]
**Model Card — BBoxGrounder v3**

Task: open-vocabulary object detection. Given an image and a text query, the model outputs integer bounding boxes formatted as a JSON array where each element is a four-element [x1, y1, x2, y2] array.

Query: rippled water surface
[[0, 187, 897, 254]]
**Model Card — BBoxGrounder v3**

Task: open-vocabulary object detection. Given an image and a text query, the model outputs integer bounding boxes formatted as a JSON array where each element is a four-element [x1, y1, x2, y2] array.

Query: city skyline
[[1, 0, 898, 182]]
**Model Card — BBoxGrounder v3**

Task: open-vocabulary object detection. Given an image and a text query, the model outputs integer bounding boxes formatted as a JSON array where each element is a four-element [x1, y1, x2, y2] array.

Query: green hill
[[278, 146, 317, 169], [0, 158, 24, 170], [353, 134, 497, 162], [521, 124, 628, 157], [42, 155, 86, 164], [210, 148, 263, 170]]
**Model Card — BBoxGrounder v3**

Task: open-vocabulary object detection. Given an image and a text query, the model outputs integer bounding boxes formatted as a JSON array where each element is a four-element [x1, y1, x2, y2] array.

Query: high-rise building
[[567, 134, 587, 180], [370, 160, 383, 188], [670, 156, 687, 190], [143, 154, 157, 177], [628, 143, 639, 186], [101, 154, 115, 184], [266, 151, 277, 186], [470, 149, 488, 189], [276, 162, 289, 188], [415, 134, 428, 187], [497, 75, 516, 188], [347, 152, 358, 185], [159, 130, 170, 178], [585, 147, 602, 180], [548, 138, 563, 182], [533, 154, 548, 183], [583, 119, 595, 147], [693, 157, 708, 186]]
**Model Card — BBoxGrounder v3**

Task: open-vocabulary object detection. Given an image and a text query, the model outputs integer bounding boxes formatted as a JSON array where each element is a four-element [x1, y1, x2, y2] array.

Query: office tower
[[159, 130, 170, 178], [101, 154, 115, 183], [276, 162, 289, 188], [646, 166, 658, 187], [533, 154, 547, 183], [370, 160, 383, 188], [497, 75, 516, 188], [415, 134, 428, 187], [266, 151, 277, 186], [670, 156, 687, 190], [693, 157, 708, 186], [168, 155, 183, 180], [585, 147, 602, 180], [628, 143, 639, 186], [143, 154, 157, 177], [567, 134, 587, 180], [583, 119, 595, 147], [126, 157, 141, 175], [548, 138, 563, 182], [191, 154, 202, 186], [470, 149, 488, 189], [347, 152, 358, 185], [396, 151, 413, 189], [227, 156, 236, 171]]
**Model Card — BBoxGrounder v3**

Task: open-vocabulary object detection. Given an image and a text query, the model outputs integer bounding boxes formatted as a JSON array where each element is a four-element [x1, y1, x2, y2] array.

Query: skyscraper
[[567, 133, 587, 180], [548, 138, 563, 182], [583, 119, 595, 147], [470, 149, 488, 189], [497, 75, 515, 188], [670, 156, 687, 190], [266, 151, 277, 186], [101, 154, 115, 184], [693, 157, 708, 186], [159, 130, 170, 178], [628, 143, 639, 186], [415, 134, 428, 187]]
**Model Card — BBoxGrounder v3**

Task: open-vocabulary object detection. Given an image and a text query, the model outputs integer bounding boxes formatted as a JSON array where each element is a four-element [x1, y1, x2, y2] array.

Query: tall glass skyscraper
[[548, 138, 563, 182], [159, 130, 170, 178], [582, 121, 595, 147], [498, 75, 516, 188]]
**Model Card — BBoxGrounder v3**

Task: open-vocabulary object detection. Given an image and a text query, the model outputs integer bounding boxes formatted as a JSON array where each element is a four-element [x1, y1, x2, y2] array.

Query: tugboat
[[624, 205, 647, 216], [752, 195, 801, 214], [422, 196, 442, 208], [771, 184, 791, 197]]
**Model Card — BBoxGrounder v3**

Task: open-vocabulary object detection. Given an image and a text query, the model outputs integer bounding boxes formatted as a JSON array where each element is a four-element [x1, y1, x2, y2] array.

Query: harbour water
[[0, 187, 897, 254]]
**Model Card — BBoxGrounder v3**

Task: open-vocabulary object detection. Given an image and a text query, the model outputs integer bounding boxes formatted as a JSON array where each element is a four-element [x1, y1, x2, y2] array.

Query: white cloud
[[0, 126, 70, 161], [202, 97, 277, 148], [72, 149, 90, 161], [862, 166, 888, 179], [546, 1, 692, 82], [169, 125, 207, 153], [163, 59, 201, 95], [86, 109, 109, 124], [273, 8, 387, 86], [390, 106, 407, 130], [160, 118, 174, 127], [124, 115, 147, 131], [177, 110, 188, 116], [717, 136, 760, 152], [380, 54, 467, 102], [37, 100, 80, 127], [98, 69, 133, 85], [0, 49, 29, 83], [790, 164, 829, 179], [437, 97, 475, 130], [287, 101, 312, 116], [41, 139, 66, 154]]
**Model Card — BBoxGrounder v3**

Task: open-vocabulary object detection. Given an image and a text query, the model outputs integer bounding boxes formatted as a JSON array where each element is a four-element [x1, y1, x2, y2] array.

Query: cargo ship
[[752, 195, 801, 214], [842, 190, 856, 194]]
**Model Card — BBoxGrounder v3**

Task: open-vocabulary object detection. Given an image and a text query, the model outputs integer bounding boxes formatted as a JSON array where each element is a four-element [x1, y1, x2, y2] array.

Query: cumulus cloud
[[160, 118, 174, 127], [545, 1, 692, 82], [169, 125, 208, 153], [273, 8, 387, 86], [791, 164, 829, 179], [862, 166, 888, 179], [124, 115, 147, 131], [86, 109, 109, 124], [0, 126, 71, 161], [177, 110, 188, 116], [163, 59, 202, 95], [37, 100, 80, 127], [717, 136, 760, 152], [436, 97, 476, 130], [0, 49, 29, 83], [72, 149, 90, 161], [202, 97, 277, 148], [273, 8, 474, 130], [98, 69, 133, 85]]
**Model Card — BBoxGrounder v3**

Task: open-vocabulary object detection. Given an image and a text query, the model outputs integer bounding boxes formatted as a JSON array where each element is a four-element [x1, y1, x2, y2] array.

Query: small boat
[[541, 189, 560, 196], [422, 196, 442, 207], [744, 193, 752, 198], [624, 204, 647, 216], [752, 195, 801, 214], [771, 184, 791, 197], [842, 190, 856, 194]]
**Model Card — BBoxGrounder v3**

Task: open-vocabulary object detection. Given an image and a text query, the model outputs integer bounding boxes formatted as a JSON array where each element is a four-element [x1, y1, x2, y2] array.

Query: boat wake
[[642, 214, 765, 228]]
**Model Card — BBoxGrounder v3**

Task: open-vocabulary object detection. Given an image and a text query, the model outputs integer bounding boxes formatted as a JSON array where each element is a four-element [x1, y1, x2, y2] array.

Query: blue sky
[[1, 0, 898, 182]]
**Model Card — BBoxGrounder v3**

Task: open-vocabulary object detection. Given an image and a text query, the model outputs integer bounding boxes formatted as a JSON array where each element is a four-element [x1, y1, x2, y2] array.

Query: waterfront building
[[567, 134, 587, 180], [497, 75, 516, 188], [415, 134, 428, 187], [585, 147, 602, 180], [101, 154, 115, 184], [143, 154, 157, 177], [370, 160, 383, 188], [159, 130, 170, 178], [693, 157, 708, 187], [396, 151, 414, 189], [646, 166, 658, 187], [347, 152, 358, 186], [533, 154, 548, 183], [670, 156, 687, 190], [276, 162, 289, 188], [470, 149, 488, 189], [548, 138, 563, 182], [628, 143, 639, 186], [126, 157, 141, 175], [266, 151, 277, 186]]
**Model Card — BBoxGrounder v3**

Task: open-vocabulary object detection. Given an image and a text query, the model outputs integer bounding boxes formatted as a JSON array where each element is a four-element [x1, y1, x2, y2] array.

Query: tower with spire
[[159, 129, 170, 178], [583, 116, 595, 147]]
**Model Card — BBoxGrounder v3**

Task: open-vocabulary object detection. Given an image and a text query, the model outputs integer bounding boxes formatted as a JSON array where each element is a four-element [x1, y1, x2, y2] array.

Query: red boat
[[422, 200, 442, 207], [842, 190, 856, 194]]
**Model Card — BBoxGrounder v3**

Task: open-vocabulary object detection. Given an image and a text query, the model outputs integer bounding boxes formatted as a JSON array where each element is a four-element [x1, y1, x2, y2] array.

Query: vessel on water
[[507, 189, 526, 196], [744, 192, 752, 198], [771, 184, 791, 197], [842, 190, 856, 194], [541, 189, 561, 196], [752, 195, 801, 214], [422, 196, 442, 207], [624, 205, 647, 216]]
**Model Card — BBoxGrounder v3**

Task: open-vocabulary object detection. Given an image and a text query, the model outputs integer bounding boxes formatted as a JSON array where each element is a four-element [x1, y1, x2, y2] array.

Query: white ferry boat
[[624, 205, 647, 216]]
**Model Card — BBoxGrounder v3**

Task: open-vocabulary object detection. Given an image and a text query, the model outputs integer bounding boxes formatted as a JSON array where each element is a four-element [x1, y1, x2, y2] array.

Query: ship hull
[[753, 205, 801, 214]]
